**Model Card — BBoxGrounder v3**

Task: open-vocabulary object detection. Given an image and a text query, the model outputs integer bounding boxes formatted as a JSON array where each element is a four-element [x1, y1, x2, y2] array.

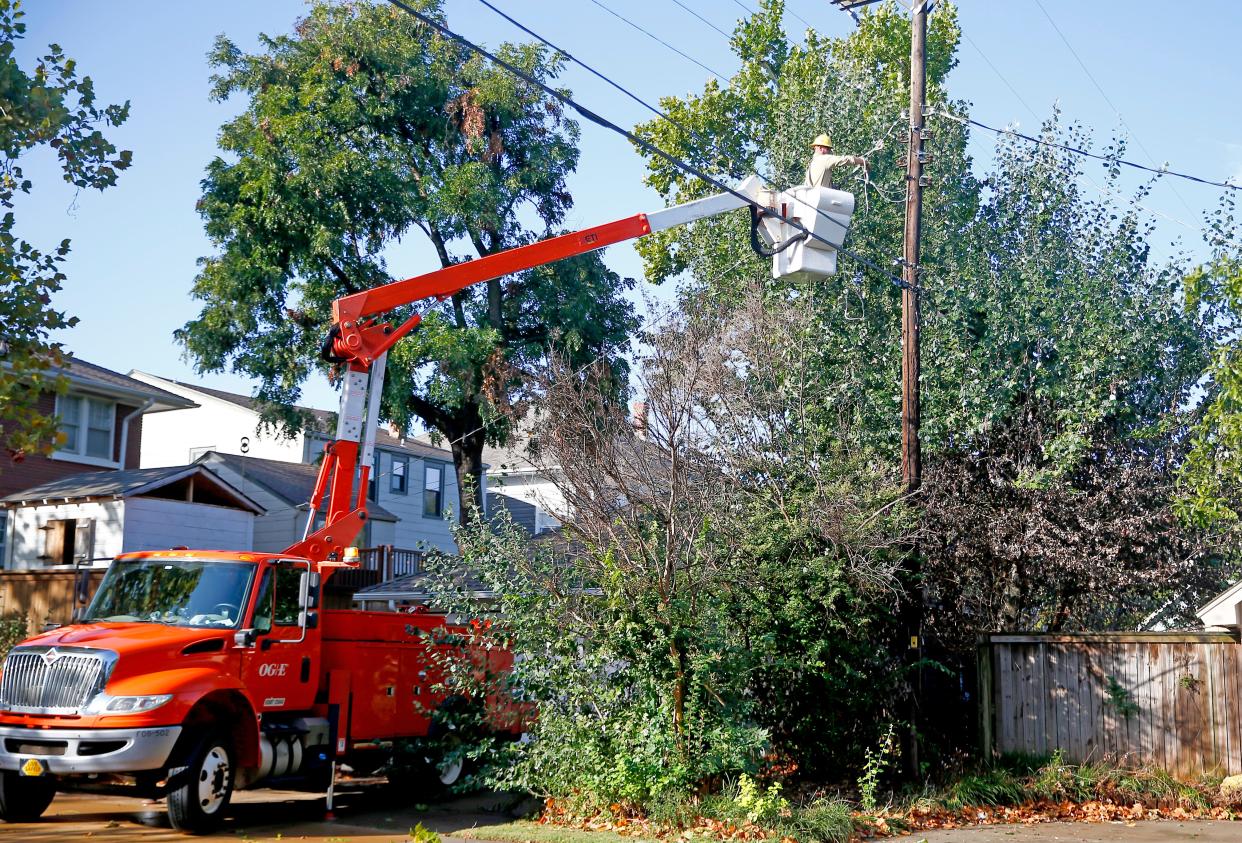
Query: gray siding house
[[131, 375, 465, 555]]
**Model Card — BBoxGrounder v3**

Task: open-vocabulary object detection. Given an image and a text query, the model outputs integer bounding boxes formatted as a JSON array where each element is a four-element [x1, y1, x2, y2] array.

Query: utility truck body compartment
[[319, 610, 515, 742]]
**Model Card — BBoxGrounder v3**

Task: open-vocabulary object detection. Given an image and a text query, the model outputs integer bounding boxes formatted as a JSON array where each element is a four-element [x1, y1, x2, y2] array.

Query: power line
[[727, 0, 817, 34], [584, 0, 727, 80], [669, 0, 732, 40], [958, 30, 1040, 123], [1030, 0, 1197, 215], [382, 0, 914, 447], [936, 110, 1241, 193], [469, 0, 899, 283], [472, 0, 741, 176]]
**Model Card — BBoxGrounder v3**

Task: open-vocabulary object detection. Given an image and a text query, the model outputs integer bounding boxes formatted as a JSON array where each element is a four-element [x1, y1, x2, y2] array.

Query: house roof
[[415, 429, 538, 476], [352, 567, 496, 602], [197, 451, 398, 523], [130, 372, 453, 462], [60, 358, 196, 413], [1197, 580, 1242, 629], [0, 464, 263, 513], [487, 492, 537, 536]]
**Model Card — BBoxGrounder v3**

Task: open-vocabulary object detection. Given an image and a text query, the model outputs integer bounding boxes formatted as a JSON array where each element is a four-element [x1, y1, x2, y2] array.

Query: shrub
[[0, 615, 29, 660]]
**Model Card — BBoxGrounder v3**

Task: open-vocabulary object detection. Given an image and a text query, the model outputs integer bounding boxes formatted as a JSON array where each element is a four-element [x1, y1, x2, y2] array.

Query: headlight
[[85, 693, 173, 715]]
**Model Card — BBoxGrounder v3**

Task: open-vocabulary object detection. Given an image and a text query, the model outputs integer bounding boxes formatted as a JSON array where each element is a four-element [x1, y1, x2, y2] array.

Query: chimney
[[631, 401, 648, 439], [387, 421, 404, 441]]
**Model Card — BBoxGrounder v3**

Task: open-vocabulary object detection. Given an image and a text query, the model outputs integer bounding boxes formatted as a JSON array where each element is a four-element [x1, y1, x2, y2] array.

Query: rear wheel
[[167, 731, 235, 834], [0, 770, 56, 822]]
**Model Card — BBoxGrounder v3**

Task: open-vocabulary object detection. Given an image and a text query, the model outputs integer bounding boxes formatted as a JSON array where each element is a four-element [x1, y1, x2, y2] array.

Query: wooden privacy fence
[[980, 632, 1242, 776], [0, 569, 107, 634]]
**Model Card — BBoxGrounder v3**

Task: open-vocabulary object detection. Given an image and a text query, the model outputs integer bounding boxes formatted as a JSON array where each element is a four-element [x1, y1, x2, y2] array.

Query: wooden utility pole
[[902, 0, 927, 493], [901, 0, 929, 777]]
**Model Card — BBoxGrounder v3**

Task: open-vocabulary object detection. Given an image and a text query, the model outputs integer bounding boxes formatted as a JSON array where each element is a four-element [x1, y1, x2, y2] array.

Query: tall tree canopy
[[0, 0, 130, 462], [179, 0, 635, 515], [633, 0, 1215, 643]]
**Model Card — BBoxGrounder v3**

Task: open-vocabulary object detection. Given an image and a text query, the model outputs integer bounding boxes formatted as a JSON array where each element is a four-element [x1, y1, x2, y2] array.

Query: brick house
[[0, 359, 196, 567]]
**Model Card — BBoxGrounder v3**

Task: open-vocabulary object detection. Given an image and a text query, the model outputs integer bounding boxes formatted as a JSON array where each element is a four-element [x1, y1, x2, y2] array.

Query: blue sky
[[12, 0, 1242, 412]]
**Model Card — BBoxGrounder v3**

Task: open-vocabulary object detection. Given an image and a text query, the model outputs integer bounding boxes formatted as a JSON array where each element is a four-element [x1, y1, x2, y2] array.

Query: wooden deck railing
[[356, 545, 424, 582]]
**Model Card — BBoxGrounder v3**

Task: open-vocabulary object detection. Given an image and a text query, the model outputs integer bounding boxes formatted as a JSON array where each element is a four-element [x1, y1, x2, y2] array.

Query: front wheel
[[167, 732, 235, 834], [0, 770, 57, 822]]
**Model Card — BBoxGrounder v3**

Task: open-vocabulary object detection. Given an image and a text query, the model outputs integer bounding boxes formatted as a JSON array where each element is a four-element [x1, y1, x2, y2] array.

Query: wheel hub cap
[[197, 746, 230, 814]]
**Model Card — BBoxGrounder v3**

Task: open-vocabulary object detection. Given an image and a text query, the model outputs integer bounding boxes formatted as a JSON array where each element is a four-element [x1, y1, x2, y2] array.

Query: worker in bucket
[[805, 133, 867, 189]]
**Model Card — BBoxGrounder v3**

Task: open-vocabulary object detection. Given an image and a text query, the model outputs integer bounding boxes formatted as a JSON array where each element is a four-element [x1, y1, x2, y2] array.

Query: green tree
[[920, 118, 1215, 642], [177, 0, 634, 517], [1178, 195, 1242, 529], [634, 0, 1213, 637], [0, 0, 130, 462]]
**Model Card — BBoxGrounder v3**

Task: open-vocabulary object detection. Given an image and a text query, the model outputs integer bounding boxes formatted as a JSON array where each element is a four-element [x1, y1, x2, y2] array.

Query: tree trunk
[[669, 635, 687, 748], [447, 419, 487, 524]]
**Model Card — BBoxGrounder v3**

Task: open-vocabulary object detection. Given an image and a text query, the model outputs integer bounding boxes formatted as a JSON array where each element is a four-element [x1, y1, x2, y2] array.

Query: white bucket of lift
[[763, 186, 855, 282]]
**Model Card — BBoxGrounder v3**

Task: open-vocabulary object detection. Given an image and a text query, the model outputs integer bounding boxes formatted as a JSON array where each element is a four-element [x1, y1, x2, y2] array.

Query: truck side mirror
[[233, 629, 257, 648], [297, 571, 320, 628]]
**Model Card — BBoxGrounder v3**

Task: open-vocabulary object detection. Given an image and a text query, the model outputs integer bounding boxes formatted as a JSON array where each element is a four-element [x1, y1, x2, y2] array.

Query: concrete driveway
[[0, 787, 516, 842]]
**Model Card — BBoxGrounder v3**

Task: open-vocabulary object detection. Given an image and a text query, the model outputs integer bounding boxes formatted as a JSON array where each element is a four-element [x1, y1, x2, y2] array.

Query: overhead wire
[[383, 0, 912, 449], [669, 0, 732, 40], [471, 0, 743, 175], [1029, 0, 1198, 216], [937, 111, 1240, 194], [726, 0, 816, 34], [481, 0, 900, 241], [857, 0, 1237, 231], [393, 0, 909, 289], [475, 0, 891, 220], [584, 0, 727, 80]]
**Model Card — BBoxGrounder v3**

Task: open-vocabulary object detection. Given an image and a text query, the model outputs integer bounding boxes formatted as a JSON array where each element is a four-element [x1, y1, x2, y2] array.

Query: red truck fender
[[176, 689, 260, 769]]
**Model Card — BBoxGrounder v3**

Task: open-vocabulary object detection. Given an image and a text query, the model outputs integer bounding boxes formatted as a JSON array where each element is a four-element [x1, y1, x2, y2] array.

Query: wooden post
[[978, 635, 994, 763]]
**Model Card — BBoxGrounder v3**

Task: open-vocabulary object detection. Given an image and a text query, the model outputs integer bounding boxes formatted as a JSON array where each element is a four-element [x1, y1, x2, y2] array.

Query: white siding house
[[432, 431, 565, 535], [0, 466, 260, 570]]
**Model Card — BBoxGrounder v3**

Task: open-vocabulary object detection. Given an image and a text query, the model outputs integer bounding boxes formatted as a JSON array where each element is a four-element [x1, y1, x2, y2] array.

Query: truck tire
[[0, 770, 56, 822], [167, 732, 235, 834]]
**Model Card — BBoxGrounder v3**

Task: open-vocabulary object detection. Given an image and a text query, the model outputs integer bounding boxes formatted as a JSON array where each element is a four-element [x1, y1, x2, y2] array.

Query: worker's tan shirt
[[805, 153, 863, 189]]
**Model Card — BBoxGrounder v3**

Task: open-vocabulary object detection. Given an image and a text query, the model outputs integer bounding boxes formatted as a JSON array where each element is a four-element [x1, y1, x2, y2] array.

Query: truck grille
[[0, 647, 113, 715]]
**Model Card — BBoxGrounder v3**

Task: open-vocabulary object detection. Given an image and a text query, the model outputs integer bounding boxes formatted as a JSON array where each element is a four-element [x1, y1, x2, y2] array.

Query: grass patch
[[925, 752, 1222, 814], [457, 820, 658, 843]]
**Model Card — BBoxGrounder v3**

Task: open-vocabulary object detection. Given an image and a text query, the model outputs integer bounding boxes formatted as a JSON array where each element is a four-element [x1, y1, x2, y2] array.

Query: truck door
[[242, 561, 319, 713]]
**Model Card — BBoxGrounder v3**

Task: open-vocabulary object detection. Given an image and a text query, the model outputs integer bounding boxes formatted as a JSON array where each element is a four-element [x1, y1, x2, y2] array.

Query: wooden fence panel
[[983, 633, 1242, 776], [0, 570, 107, 635]]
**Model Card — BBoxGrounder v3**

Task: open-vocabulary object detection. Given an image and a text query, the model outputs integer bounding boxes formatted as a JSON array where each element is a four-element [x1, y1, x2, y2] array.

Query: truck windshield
[[85, 558, 258, 628]]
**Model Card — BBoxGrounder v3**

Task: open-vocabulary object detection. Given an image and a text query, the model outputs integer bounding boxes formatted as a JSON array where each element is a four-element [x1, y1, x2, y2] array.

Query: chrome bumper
[[0, 724, 182, 774]]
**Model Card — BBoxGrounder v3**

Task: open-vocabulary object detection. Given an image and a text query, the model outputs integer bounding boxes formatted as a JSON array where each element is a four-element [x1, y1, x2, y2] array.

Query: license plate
[[19, 757, 47, 777]]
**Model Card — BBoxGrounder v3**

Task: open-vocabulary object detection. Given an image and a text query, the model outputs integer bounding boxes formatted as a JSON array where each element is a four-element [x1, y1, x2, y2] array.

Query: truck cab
[[0, 549, 329, 832]]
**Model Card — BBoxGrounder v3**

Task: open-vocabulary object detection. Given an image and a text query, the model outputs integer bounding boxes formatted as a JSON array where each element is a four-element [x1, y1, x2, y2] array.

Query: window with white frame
[[423, 463, 443, 517], [0, 510, 7, 565], [391, 456, 408, 494], [55, 394, 117, 464], [367, 451, 381, 500]]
